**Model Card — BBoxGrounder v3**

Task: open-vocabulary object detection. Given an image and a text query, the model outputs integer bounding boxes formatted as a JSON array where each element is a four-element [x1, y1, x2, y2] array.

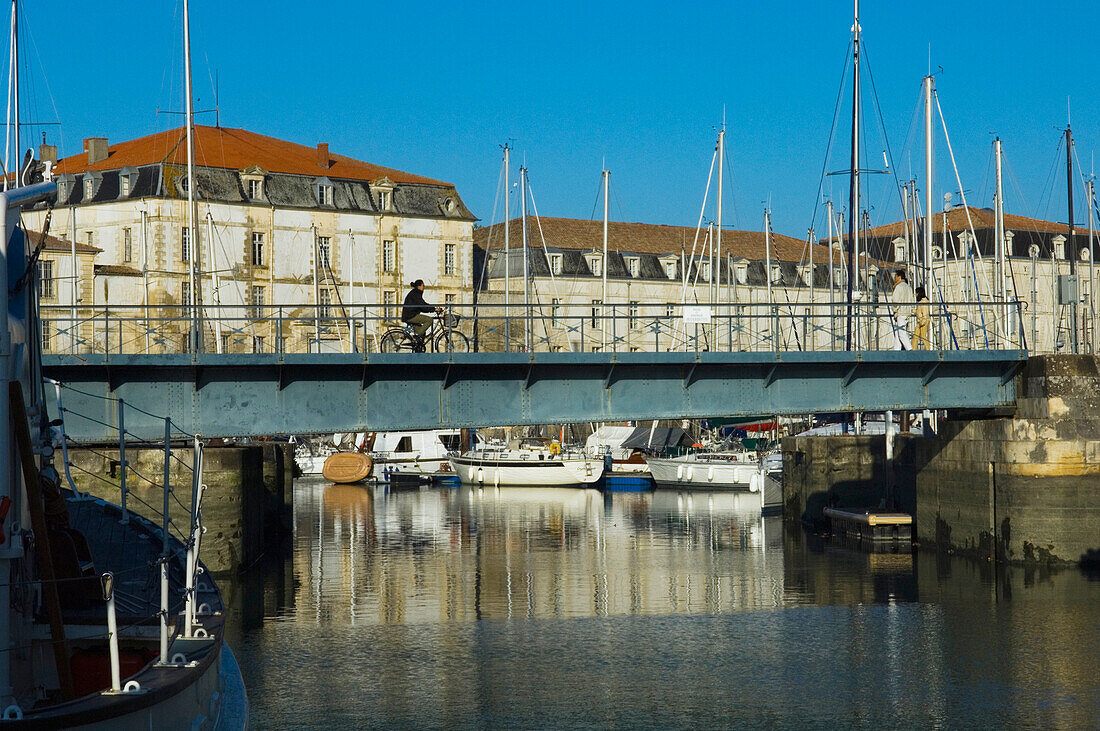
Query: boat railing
[[37, 299, 1029, 355], [45, 377, 215, 690]]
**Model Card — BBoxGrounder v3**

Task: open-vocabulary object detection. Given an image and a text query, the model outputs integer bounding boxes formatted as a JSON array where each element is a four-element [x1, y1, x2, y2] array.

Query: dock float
[[823, 508, 912, 544]]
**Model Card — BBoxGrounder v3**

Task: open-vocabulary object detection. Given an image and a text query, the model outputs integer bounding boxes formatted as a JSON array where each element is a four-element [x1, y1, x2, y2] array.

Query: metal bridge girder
[[42, 350, 1026, 440]]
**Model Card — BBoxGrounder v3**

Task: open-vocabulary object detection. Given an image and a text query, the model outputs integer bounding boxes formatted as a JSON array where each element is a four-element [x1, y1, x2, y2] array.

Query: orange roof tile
[[53, 126, 452, 186], [475, 217, 832, 264], [825, 206, 1075, 242]]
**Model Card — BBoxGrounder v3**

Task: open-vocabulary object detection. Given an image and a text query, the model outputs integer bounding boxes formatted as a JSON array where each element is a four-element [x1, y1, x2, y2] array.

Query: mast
[[717, 124, 724, 322], [503, 145, 510, 348], [845, 0, 861, 350], [183, 0, 201, 352], [764, 208, 773, 306], [521, 165, 531, 351], [1089, 178, 1096, 353], [4, 0, 16, 191], [923, 75, 934, 296], [994, 138, 1005, 306], [1067, 124, 1079, 353], [602, 167, 609, 350]]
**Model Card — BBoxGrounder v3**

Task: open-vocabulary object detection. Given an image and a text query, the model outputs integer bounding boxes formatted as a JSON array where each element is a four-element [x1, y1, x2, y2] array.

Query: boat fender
[[707, 467, 714, 482], [476, 468, 484, 484], [686, 466, 694, 481], [749, 473, 761, 493], [676, 465, 684, 481]]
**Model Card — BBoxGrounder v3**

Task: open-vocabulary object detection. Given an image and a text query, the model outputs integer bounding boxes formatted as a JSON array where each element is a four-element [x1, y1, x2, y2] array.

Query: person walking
[[890, 270, 914, 350], [402, 280, 440, 352], [913, 285, 931, 349]]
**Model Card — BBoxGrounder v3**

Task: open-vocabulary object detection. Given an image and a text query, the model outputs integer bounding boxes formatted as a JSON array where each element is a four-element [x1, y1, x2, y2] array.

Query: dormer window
[[120, 176, 130, 197], [626, 257, 639, 277], [735, 261, 748, 284], [248, 179, 263, 200], [798, 264, 812, 286], [377, 189, 392, 210], [586, 254, 603, 276], [771, 265, 782, 283], [550, 253, 563, 275], [700, 261, 711, 282], [179, 176, 189, 193], [317, 183, 333, 206], [1053, 234, 1066, 260], [892, 237, 907, 263], [662, 260, 677, 280], [84, 178, 94, 199]]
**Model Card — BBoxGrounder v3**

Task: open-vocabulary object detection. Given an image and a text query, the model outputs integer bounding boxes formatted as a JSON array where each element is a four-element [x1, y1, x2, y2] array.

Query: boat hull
[[646, 455, 758, 490], [449, 454, 603, 486]]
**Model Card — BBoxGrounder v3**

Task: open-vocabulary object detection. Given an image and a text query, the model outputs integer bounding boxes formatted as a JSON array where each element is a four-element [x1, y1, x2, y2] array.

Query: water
[[224, 479, 1100, 729]]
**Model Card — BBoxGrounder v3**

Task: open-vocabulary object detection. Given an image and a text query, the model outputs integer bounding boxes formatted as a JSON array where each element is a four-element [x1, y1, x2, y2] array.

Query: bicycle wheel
[[435, 329, 470, 353], [379, 329, 410, 353]]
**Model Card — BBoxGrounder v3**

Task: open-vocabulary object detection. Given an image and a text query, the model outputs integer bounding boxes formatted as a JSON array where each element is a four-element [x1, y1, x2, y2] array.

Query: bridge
[[44, 349, 1026, 441]]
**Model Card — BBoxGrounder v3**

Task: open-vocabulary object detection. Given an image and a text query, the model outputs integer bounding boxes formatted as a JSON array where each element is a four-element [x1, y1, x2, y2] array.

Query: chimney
[[316, 142, 329, 169], [39, 144, 57, 165], [84, 137, 108, 165]]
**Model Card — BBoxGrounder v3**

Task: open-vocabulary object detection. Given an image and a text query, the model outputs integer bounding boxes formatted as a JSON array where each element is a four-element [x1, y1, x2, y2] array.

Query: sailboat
[[0, 2, 247, 724]]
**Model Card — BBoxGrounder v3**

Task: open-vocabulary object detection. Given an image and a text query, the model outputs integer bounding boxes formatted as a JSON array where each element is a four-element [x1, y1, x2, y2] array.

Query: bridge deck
[[42, 350, 1025, 440]]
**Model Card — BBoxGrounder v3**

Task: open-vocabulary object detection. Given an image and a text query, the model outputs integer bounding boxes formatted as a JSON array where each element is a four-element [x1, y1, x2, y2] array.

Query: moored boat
[[449, 438, 604, 486], [645, 450, 761, 490]]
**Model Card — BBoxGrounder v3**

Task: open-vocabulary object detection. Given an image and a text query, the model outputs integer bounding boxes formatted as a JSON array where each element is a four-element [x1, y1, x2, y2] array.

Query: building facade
[[26, 126, 476, 353]]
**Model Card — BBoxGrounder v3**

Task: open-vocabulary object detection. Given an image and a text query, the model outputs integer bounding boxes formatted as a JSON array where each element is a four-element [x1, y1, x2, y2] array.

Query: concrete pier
[[783, 354, 1100, 566], [66, 443, 293, 574]]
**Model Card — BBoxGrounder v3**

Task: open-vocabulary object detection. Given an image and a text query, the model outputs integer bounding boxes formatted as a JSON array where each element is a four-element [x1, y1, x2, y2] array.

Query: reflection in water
[[227, 479, 1100, 729], [305, 483, 784, 623]]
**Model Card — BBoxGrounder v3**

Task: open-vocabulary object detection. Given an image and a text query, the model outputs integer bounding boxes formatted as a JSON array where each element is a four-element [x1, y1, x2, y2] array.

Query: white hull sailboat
[[449, 445, 604, 486], [645, 451, 760, 490]]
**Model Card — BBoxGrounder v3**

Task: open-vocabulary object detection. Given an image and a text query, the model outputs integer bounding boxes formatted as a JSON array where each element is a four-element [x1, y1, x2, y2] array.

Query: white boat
[[645, 451, 761, 490], [449, 438, 605, 486], [585, 424, 689, 474], [296, 429, 467, 477]]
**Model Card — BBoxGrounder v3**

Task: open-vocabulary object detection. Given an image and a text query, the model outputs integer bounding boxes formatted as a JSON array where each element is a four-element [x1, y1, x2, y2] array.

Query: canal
[[223, 478, 1099, 728]]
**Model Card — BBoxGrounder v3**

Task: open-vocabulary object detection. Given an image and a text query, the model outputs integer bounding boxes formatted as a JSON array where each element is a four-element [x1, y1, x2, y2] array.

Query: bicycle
[[379, 308, 471, 353]]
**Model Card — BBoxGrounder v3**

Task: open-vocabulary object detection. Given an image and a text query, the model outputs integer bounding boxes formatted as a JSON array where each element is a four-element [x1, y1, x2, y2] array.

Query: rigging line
[[681, 142, 718, 310], [721, 139, 740, 229], [1035, 135, 1065, 223], [589, 175, 604, 221], [934, 91, 992, 301], [861, 42, 907, 227], [525, 180, 570, 341], [807, 39, 853, 233]]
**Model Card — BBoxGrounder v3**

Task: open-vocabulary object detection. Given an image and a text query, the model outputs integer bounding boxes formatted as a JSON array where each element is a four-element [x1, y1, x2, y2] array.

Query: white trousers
[[892, 316, 912, 351]]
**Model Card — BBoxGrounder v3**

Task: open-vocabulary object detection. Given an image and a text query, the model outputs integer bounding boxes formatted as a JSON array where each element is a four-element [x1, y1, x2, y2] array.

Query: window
[[41, 319, 51, 350], [84, 178, 94, 199], [382, 240, 396, 272], [700, 261, 711, 282], [40, 260, 55, 298], [665, 303, 675, 319], [181, 281, 192, 306], [317, 236, 331, 269], [383, 289, 396, 318], [735, 262, 748, 284], [181, 227, 191, 262], [179, 176, 189, 192], [319, 289, 332, 318], [377, 189, 392, 210], [627, 257, 639, 277], [771, 265, 782, 283], [248, 179, 262, 200], [221, 334, 232, 353], [444, 243, 456, 275], [250, 285, 266, 319], [550, 253, 563, 275], [251, 232, 265, 266], [252, 335, 265, 354], [664, 261, 677, 279], [591, 299, 602, 328], [317, 184, 333, 205], [551, 298, 561, 327], [120, 176, 130, 197], [589, 256, 602, 276], [628, 301, 639, 329], [122, 228, 132, 262], [445, 293, 456, 307]]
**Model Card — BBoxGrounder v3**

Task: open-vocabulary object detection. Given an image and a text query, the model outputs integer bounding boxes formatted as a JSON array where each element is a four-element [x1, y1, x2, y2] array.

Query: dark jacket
[[401, 287, 433, 322]]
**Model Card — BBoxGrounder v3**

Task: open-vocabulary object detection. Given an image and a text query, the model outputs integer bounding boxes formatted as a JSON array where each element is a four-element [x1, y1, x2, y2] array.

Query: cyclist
[[401, 279, 441, 352]]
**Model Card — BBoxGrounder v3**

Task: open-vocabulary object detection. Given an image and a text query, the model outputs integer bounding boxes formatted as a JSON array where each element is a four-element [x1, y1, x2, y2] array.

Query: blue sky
[[18, 1, 1100, 238]]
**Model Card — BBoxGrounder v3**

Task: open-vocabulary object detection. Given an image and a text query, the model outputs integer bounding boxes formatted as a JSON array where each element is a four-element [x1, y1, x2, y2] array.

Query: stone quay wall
[[783, 355, 1100, 566]]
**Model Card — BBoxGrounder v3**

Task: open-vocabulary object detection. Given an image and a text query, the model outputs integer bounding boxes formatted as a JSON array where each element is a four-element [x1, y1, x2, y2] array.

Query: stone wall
[[783, 355, 1100, 566]]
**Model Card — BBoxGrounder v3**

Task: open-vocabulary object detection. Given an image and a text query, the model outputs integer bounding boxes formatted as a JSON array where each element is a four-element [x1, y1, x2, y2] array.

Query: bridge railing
[[38, 299, 1027, 355]]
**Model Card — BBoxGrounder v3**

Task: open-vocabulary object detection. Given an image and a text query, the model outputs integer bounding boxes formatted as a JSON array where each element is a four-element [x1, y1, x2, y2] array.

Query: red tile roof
[[475, 217, 833, 263], [28, 231, 101, 254], [52, 126, 453, 186], [824, 206, 1075, 242]]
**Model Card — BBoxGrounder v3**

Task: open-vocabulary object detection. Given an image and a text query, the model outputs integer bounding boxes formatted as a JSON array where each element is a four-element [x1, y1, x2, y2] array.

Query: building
[[835, 206, 1100, 353], [473, 217, 841, 352], [25, 126, 477, 353]]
